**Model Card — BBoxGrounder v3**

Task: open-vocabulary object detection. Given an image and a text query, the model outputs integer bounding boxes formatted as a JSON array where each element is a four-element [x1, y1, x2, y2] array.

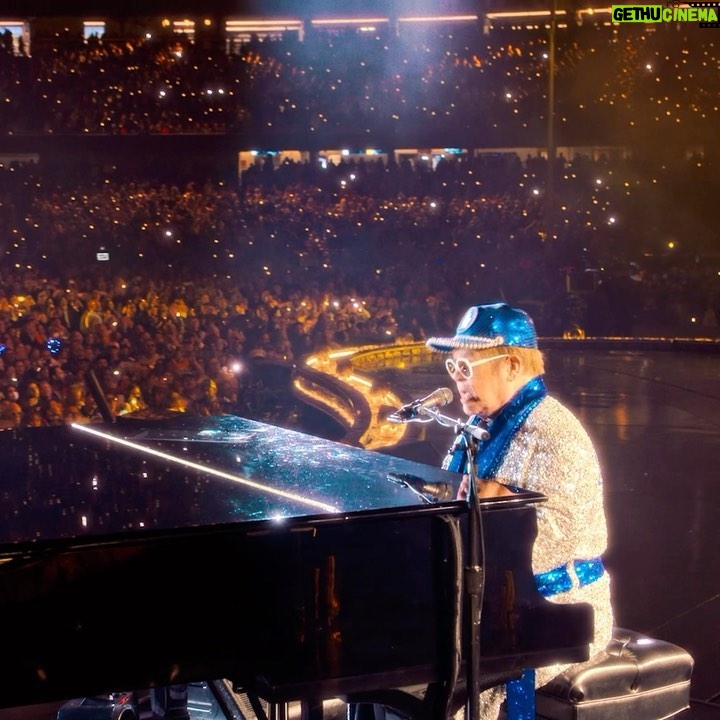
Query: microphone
[[388, 387, 454, 422], [387, 472, 454, 503], [466, 414, 491, 441]]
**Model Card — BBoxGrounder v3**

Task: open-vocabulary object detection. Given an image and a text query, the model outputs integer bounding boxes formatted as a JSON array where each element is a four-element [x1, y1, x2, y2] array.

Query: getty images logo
[[611, 2, 720, 26]]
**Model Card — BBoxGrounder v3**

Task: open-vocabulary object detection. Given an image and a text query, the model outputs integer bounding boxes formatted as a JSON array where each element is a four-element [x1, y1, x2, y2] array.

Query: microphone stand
[[421, 410, 487, 720], [405, 407, 490, 443], [463, 431, 484, 720]]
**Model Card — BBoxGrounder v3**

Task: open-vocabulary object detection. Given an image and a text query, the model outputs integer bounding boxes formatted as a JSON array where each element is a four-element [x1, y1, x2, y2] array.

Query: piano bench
[[535, 627, 694, 720]]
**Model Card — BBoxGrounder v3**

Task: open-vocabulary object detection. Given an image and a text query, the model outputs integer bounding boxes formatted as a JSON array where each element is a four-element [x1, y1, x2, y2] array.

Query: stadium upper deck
[[2, 0, 597, 18], [2, 0, 611, 25]]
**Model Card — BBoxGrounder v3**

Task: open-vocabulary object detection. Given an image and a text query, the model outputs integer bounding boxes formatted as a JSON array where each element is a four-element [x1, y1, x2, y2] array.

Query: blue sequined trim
[[575, 557, 605, 586], [442, 377, 547, 478], [534, 564, 572, 596], [534, 557, 605, 597], [506, 668, 536, 720]]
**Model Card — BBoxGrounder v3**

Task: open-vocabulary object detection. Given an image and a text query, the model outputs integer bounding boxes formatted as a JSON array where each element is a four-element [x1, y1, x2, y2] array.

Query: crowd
[[0, 17, 717, 430], [0, 265, 424, 430], [0, 21, 717, 144], [0, 149, 717, 431]]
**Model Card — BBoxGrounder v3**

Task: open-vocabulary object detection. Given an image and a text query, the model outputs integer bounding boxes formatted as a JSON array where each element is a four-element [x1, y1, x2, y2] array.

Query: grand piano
[[0, 414, 593, 719]]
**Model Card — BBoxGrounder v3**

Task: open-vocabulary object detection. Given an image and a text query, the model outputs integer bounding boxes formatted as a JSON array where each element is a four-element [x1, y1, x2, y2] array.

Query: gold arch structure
[[294, 341, 435, 451]]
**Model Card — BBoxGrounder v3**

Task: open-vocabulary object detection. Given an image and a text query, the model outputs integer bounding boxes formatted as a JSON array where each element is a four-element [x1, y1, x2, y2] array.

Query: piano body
[[0, 415, 592, 717]]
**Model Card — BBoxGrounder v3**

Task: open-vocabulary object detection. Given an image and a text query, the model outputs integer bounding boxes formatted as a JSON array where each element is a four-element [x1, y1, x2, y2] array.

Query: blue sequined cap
[[426, 302, 538, 353]]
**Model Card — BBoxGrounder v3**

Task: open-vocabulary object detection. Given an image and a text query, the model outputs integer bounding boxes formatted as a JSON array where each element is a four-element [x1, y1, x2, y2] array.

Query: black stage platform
[[373, 340, 720, 717]]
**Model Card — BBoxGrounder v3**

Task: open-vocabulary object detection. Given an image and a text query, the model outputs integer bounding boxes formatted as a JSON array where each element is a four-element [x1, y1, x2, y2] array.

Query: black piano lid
[[0, 413, 542, 550]]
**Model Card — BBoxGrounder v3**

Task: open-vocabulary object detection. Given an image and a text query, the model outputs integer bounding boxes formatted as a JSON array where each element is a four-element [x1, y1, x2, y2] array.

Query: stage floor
[[372, 343, 720, 712]]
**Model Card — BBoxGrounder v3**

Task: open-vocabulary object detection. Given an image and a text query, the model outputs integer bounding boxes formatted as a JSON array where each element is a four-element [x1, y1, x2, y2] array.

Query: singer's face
[[446, 350, 512, 418]]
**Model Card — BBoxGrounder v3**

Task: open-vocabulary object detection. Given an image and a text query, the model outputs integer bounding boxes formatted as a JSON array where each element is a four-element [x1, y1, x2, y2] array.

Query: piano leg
[[300, 698, 325, 720]]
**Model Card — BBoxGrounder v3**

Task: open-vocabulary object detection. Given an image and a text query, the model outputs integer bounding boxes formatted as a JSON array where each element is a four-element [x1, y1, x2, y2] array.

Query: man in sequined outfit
[[426, 302, 614, 720]]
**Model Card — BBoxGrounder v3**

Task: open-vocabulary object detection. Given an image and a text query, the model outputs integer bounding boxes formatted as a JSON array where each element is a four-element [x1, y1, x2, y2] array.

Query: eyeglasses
[[445, 354, 506, 379]]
